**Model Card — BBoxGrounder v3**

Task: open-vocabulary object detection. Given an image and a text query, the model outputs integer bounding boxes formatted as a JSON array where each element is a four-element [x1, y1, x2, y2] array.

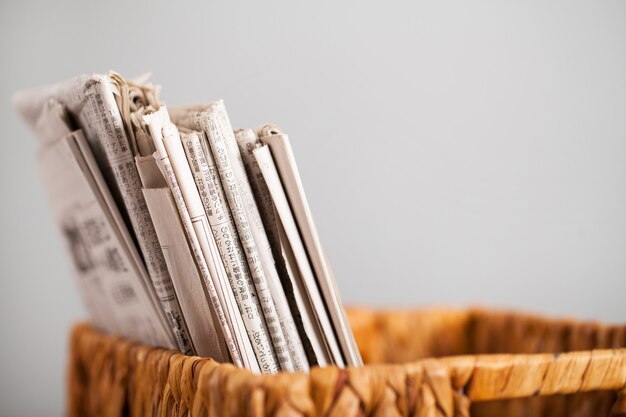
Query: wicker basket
[[68, 307, 626, 417]]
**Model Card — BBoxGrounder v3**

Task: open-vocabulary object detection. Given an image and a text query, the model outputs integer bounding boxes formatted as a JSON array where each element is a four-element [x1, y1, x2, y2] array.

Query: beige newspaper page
[[144, 107, 259, 372], [236, 128, 319, 368], [136, 155, 167, 189], [35, 105, 173, 347], [258, 129, 363, 367], [160, 122, 259, 371], [109, 72, 158, 158], [275, 214, 330, 366], [108, 73, 194, 354], [171, 104, 307, 371], [14, 74, 180, 350], [180, 131, 279, 373], [143, 187, 228, 360], [253, 144, 341, 365], [235, 129, 283, 261]]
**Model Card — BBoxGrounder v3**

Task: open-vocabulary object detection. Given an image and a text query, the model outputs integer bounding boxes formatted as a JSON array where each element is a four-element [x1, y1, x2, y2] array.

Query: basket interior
[[347, 307, 625, 417], [348, 307, 626, 364]]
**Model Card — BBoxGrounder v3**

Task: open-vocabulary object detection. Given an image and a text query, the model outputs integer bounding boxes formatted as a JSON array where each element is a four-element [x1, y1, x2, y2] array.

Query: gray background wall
[[1, 0, 625, 415]]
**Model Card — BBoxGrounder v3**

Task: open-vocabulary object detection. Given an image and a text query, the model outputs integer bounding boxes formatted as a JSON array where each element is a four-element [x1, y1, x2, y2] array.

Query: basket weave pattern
[[68, 308, 626, 417]]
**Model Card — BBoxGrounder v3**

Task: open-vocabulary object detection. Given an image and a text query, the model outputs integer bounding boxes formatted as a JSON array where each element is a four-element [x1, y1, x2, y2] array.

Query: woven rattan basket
[[68, 307, 626, 417]]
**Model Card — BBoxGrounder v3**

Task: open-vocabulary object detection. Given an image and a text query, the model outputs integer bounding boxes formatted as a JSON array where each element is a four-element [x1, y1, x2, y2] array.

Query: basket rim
[[71, 305, 626, 404], [68, 307, 626, 417]]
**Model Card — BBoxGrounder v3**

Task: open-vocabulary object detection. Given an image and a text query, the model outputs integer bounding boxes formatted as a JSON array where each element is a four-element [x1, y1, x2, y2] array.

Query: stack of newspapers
[[14, 72, 362, 373]]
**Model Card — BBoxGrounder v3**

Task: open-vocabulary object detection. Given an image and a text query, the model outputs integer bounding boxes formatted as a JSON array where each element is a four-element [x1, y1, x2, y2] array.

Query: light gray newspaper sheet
[[14, 74, 195, 352], [33, 99, 173, 348], [253, 144, 337, 366], [171, 103, 308, 371], [236, 128, 319, 368], [144, 107, 260, 372], [180, 130, 280, 373], [258, 127, 363, 367], [143, 187, 228, 360]]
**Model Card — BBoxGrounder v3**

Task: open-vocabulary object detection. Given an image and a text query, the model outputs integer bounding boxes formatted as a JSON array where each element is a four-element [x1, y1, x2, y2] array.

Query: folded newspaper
[[14, 72, 362, 373]]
